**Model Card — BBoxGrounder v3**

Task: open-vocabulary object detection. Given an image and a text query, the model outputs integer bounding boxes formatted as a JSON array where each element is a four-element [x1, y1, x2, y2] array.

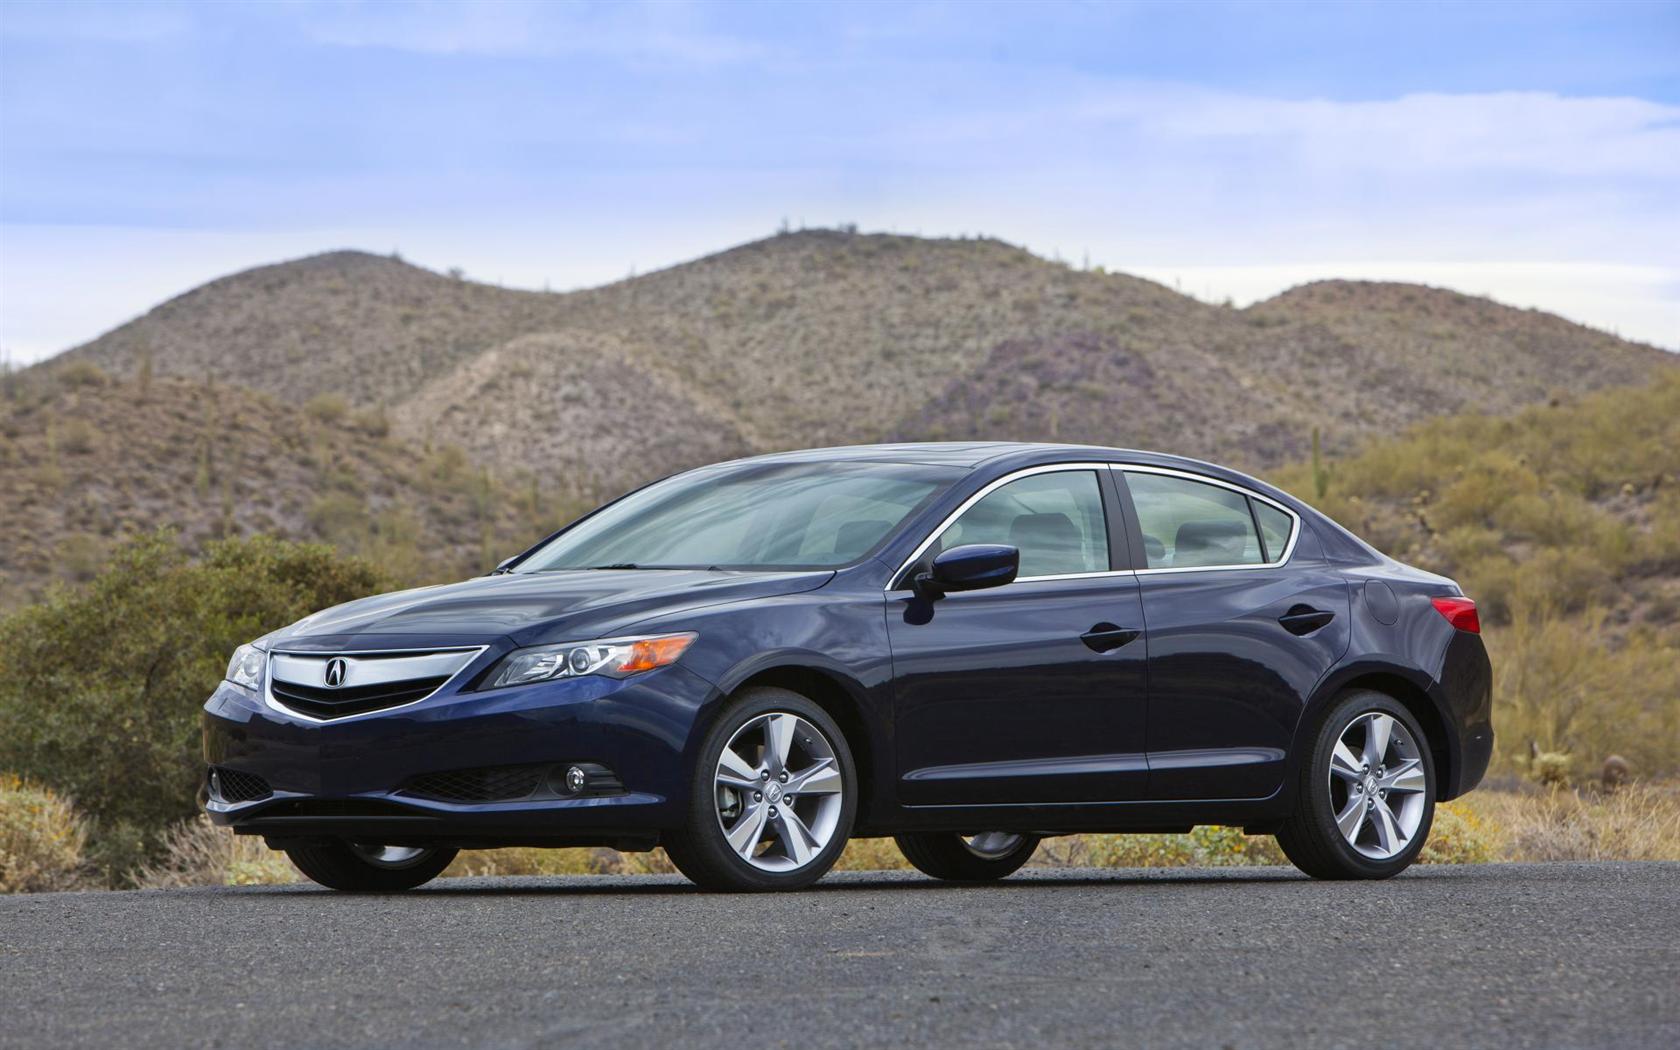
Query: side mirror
[[914, 544, 1019, 598], [491, 556, 518, 575]]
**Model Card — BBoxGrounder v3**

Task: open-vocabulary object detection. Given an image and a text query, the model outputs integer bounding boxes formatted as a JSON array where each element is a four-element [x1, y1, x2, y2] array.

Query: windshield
[[515, 461, 963, 572]]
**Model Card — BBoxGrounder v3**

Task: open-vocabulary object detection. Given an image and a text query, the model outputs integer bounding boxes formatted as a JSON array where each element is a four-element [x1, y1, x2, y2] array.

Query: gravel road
[[3, 862, 1675, 1049]]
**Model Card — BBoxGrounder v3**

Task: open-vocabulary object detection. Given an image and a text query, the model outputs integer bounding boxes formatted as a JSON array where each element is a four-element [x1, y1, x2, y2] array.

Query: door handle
[[1081, 623, 1141, 653], [1278, 605, 1336, 636]]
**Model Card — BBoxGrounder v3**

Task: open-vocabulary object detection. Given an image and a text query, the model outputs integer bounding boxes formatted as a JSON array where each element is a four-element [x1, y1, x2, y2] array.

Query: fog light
[[564, 765, 587, 794]]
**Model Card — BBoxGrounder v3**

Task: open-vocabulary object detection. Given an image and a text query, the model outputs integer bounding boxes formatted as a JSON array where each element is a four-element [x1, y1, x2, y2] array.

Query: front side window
[[931, 470, 1109, 578], [516, 461, 961, 572], [1125, 472, 1267, 569]]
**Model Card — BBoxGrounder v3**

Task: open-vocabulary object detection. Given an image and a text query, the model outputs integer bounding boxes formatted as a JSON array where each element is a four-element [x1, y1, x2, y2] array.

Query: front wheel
[[895, 831, 1041, 882], [1277, 690, 1435, 880], [283, 841, 457, 891], [663, 687, 857, 892]]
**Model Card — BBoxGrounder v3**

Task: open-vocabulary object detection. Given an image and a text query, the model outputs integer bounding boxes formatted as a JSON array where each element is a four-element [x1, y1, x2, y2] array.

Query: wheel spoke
[[773, 807, 819, 866], [716, 745, 762, 791], [1335, 797, 1367, 843], [1329, 740, 1363, 782], [1362, 714, 1394, 767], [725, 805, 768, 859], [786, 757, 841, 796], [1370, 799, 1404, 854], [1381, 758, 1427, 794], [764, 714, 797, 773]]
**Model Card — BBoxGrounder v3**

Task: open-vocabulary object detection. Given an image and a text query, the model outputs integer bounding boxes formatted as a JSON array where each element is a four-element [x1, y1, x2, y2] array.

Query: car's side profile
[[202, 443, 1492, 891]]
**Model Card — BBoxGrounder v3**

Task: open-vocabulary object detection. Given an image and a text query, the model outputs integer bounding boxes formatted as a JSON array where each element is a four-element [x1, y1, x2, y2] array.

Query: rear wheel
[[283, 841, 457, 891], [895, 831, 1040, 882], [663, 687, 857, 892], [1277, 690, 1435, 880]]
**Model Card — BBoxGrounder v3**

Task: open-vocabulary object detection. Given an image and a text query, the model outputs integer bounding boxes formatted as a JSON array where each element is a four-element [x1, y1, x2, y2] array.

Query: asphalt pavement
[[2, 862, 1675, 1049]]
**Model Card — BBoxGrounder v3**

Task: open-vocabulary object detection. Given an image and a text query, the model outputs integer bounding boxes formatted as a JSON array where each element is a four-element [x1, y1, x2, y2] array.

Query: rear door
[[1115, 467, 1351, 800], [886, 465, 1148, 805]]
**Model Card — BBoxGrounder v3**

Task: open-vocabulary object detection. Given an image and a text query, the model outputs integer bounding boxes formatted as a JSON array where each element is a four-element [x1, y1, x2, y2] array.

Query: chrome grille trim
[[262, 646, 488, 723]]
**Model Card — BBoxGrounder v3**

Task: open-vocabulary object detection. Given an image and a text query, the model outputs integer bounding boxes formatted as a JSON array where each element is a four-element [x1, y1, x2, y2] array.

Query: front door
[[887, 467, 1148, 806], [1118, 468, 1352, 800]]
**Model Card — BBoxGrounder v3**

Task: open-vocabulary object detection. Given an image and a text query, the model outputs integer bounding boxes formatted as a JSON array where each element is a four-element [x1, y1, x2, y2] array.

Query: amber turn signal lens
[[616, 633, 697, 673]]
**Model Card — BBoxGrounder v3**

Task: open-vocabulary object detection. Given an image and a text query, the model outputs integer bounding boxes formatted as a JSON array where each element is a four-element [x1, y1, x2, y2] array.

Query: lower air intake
[[210, 766, 273, 804]]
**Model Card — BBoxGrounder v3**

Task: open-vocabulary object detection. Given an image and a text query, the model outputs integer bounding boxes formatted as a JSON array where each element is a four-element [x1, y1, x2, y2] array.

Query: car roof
[[726, 441, 1308, 514], [732, 441, 1225, 474]]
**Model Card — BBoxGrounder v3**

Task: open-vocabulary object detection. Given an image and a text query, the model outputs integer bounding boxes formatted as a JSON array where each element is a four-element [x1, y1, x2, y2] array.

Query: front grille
[[405, 764, 548, 803], [210, 766, 272, 803], [270, 675, 451, 719]]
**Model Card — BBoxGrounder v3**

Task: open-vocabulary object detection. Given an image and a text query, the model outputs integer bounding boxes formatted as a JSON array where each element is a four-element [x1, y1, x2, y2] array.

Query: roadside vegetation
[[1270, 371, 1680, 783], [0, 533, 391, 881]]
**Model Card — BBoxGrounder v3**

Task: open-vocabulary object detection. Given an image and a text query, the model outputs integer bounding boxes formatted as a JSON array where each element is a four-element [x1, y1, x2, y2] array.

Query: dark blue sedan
[[202, 443, 1492, 891]]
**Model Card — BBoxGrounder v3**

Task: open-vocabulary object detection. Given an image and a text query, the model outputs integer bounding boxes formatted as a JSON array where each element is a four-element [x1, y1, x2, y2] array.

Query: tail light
[[1430, 596, 1480, 634]]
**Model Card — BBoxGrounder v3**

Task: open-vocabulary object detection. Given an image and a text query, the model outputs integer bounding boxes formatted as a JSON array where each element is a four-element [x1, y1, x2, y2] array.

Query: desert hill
[[0, 367, 577, 607], [54, 230, 1673, 500]]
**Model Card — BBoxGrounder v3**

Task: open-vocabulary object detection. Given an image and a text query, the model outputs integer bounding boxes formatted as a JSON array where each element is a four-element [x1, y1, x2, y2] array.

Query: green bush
[[0, 531, 390, 881]]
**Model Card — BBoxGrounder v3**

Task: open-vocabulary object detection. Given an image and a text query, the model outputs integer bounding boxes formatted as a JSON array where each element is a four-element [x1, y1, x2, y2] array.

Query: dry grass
[[0, 773, 89, 893], [132, 815, 300, 888], [1459, 784, 1680, 862], [13, 783, 1678, 894]]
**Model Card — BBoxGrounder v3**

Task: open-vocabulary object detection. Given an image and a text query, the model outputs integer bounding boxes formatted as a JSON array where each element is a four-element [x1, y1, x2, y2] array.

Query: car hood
[[265, 569, 836, 651]]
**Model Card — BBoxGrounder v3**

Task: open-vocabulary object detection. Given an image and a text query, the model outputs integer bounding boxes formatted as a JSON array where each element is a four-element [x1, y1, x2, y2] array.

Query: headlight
[[482, 633, 696, 690], [225, 643, 266, 691]]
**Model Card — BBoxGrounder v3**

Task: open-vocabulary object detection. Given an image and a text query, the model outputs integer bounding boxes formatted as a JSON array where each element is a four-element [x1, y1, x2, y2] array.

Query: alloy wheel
[[1327, 712, 1429, 860], [348, 844, 433, 869], [713, 712, 846, 872], [962, 832, 1026, 860]]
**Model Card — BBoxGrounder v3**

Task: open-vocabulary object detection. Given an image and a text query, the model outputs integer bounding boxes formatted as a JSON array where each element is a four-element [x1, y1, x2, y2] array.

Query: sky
[[1, 0, 1677, 365]]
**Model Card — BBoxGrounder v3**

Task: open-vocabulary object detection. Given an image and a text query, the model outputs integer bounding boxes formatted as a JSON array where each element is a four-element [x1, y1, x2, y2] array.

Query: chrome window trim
[[1117, 464, 1301, 573], [886, 462, 1128, 592], [262, 645, 489, 724], [885, 460, 1303, 591]]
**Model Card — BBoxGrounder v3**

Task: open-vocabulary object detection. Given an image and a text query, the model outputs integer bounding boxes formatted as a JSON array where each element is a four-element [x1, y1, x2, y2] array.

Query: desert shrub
[[302, 393, 350, 425], [133, 815, 299, 888], [833, 837, 913, 872], [1418, 801, 1497, 863], [55, 360, 109, 389], [0, 531, 390, 880], [352, 406, 391, 438], [0, 773, 89, 892], [56, 419, 97, 454], [1488, 609, 1680, 781], [443, 847, 677, 878], [1036, 827, 1283, 868]]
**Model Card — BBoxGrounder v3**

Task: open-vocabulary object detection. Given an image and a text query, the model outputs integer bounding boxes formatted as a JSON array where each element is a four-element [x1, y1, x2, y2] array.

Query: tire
[[663, 687, 857, 892], [1277, 689, 1436, 880], [283, 841, 457, 892], [895, 831, 1041, 882]]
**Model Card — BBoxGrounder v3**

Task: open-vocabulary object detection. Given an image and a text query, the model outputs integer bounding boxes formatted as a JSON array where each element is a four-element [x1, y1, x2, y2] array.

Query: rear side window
[[933, 470, 1109, 578], [1124, 472, 1265, 569], [1252, 501, 1295, 562]]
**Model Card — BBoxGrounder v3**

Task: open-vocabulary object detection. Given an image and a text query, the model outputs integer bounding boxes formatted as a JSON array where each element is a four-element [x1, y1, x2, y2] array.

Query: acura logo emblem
[[323, 658, 348, 688]]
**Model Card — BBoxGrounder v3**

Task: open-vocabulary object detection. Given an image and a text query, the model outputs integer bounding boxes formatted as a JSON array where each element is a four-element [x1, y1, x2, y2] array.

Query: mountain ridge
[[46, 230, 1675, 500]]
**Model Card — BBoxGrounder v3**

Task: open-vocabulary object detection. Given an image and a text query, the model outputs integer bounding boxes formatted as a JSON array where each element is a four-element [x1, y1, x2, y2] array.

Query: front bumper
[[201, 662, 717, 849]]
